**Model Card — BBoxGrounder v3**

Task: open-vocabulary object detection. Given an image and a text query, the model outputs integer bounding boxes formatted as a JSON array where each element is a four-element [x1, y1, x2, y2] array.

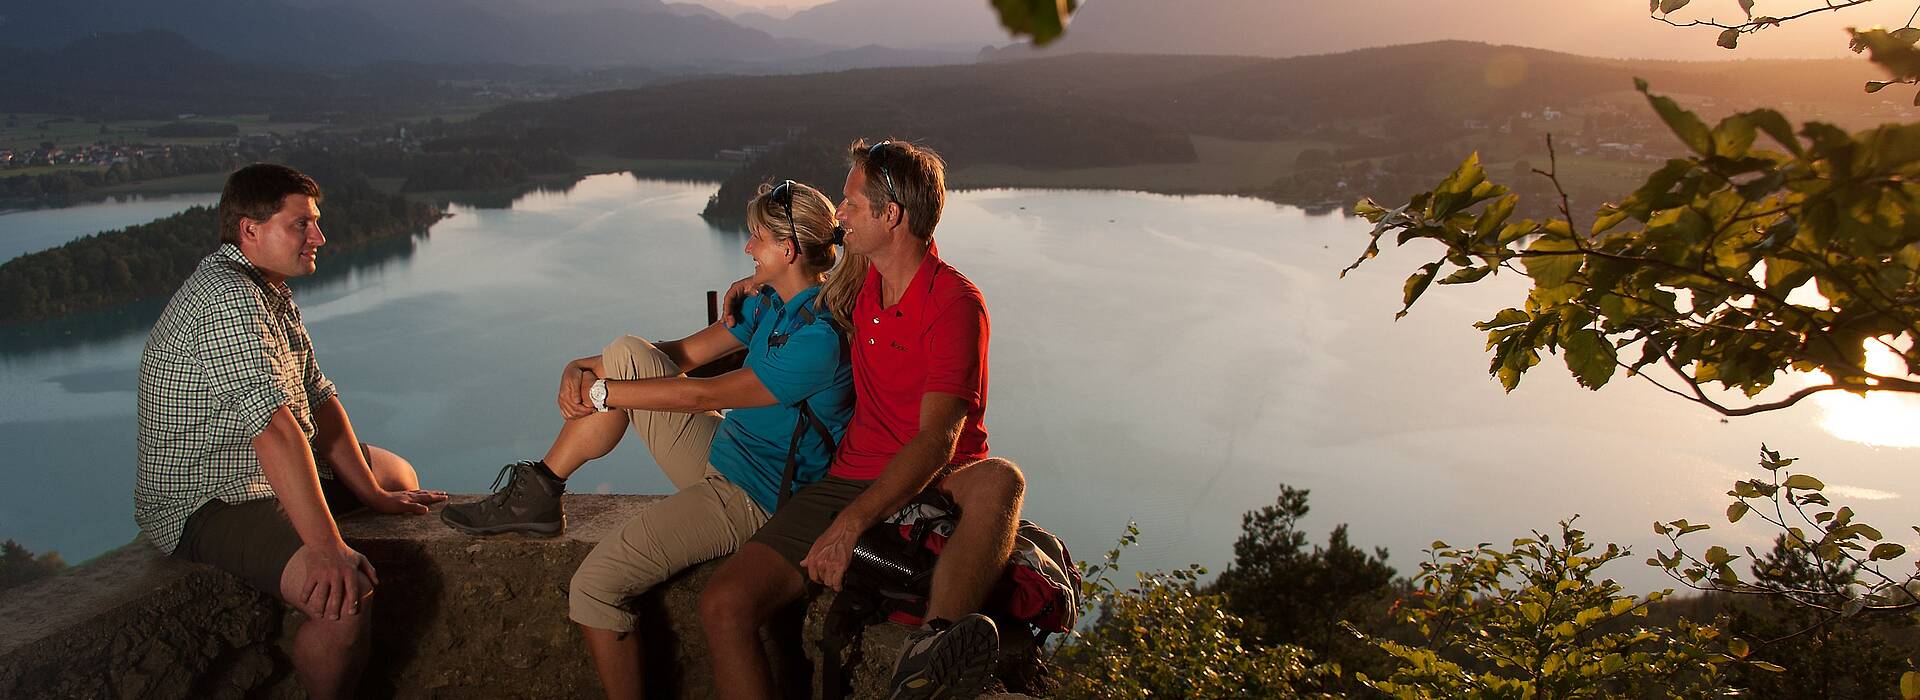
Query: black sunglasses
[[770, 179, 798, 262], [867, 141, 903, 211]]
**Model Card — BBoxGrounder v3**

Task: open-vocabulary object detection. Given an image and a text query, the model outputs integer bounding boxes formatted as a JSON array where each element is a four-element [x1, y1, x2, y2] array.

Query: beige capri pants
[[568, 335, 770, 632]]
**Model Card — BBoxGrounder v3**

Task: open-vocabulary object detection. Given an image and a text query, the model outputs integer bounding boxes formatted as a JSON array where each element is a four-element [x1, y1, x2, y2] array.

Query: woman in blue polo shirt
[[440, 180, 859, 697]]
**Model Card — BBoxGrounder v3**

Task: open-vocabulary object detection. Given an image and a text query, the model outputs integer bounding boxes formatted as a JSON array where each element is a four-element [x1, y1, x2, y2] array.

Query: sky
[[689, 0, 1913, 61]]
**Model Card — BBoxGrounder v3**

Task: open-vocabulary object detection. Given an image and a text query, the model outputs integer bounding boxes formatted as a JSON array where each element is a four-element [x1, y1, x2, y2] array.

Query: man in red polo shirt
[[700, 140, 1025, 700]]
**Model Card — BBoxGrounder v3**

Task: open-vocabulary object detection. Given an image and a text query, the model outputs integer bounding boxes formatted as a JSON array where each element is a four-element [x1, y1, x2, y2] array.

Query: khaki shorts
[[746, 475, 873, 571], [173, 475, 364, 597]]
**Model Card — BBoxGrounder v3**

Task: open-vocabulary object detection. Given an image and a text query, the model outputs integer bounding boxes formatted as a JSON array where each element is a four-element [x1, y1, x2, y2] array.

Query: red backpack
[[819, 491, 1082, 699], [850, 491, 1081, 633]]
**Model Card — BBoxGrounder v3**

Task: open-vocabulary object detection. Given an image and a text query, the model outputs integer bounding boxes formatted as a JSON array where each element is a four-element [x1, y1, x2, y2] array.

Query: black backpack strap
[[772, 297, 839, 510], [775, 394, 839, 510], [819, 589, 880, 700]]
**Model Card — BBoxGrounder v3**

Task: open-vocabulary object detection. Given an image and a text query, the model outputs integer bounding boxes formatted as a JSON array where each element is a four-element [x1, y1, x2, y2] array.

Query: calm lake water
[[2, 173, 1915, 592], [0, 193, 220, 262]]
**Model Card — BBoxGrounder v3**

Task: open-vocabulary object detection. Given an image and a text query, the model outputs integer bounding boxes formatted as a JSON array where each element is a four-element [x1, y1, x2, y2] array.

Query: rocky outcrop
[[0, 495, 1040, 698]]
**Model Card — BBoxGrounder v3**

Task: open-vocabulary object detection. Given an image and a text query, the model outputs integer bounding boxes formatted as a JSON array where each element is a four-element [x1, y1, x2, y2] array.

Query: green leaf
[[1523, 235, 1584, 288], [1752, 661, 1786, 673], [1901, 670, 1920, 699], [1738, 0, 1754, 16], [1705, 546, 1734, 566], [1474, 194, 1518, 243], [1428, 153, 1487, 220], [1783, 474, 1825, 491], [1476, 308, 1531, 330], [1562, 329, 1616, 389], [1742, 109, 1802, 155], [1727, 501, 1750, 523], [989, 0, 1080, 45], [1855, 28, 1920, 83], [1638, 81, 1714, 156], [1440, 265, 1494, 285], [1871, 543, 1906, 561], [1398, 262, 1442, 319], [1717, 29, 1739, 50], [1711, 113, 1757, 159], [1657, 0, 1690, 13], [1868, 80, 1892, 94], [1600, 653, 1625, 675], [1728, 637, 1750, 658]]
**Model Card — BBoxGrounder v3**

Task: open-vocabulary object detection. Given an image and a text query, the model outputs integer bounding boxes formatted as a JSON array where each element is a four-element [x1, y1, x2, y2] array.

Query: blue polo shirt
[[711, 286, 854, 513]]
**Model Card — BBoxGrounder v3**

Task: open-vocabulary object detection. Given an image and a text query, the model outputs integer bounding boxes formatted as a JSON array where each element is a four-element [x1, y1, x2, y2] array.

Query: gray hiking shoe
[[439, 461, 566, 537], [887, 613, 999, 700]]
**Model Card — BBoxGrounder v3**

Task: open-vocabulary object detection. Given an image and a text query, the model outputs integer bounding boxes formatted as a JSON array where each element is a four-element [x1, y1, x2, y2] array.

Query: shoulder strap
[[819, 590, 880, 700], [776, 400, 837, 510]]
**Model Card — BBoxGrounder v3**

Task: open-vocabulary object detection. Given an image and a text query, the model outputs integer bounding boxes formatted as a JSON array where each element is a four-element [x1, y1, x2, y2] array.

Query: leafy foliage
[[1206, 484, 1398, 656], [0, 539, 67, 592], [1714, 534, 1920, 698], [1347, 79, 1920, 416], [1651, 446, 1919, 622], [1651, 1, 1920, 102], [1049, 522, 1339, 699], [1353, 521, 1730, 699]]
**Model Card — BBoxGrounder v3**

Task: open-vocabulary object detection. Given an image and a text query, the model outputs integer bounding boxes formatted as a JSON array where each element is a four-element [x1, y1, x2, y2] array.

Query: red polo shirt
[[830, 249, 990, 480]]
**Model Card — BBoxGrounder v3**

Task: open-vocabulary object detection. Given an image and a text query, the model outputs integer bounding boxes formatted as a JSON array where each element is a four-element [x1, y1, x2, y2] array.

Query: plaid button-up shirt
[[135, 244, 337, 554]]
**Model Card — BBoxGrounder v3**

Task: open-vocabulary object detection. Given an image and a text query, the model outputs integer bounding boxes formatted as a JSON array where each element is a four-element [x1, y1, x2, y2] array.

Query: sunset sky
[[701, 0, 1914, 61]]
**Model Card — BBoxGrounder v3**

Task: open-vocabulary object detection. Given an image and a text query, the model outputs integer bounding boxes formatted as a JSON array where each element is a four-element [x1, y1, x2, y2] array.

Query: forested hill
[[0, 175, 443, 323], [475, 40, 1891, 171]]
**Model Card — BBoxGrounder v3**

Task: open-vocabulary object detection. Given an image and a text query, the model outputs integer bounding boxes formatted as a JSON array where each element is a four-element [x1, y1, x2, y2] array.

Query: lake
[[1, 173, 1914, 592], [0, 192, 220, 262]]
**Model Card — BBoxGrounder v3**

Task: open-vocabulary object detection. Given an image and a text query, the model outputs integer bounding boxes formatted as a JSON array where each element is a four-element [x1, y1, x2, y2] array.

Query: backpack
[[820, 490, 1082, 699]]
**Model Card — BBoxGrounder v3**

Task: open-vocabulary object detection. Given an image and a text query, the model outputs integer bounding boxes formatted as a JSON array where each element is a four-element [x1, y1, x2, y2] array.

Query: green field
[[0, 113, 331, 162]]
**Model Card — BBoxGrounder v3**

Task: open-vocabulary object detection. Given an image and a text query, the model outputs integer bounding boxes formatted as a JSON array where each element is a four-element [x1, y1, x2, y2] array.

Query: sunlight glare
[[1810, 340, 1920, 448]]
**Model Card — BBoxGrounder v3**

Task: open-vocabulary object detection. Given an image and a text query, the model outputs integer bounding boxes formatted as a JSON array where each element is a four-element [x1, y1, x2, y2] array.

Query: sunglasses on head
[[867, 141, 903, 211], [770, 179, 798, 262]]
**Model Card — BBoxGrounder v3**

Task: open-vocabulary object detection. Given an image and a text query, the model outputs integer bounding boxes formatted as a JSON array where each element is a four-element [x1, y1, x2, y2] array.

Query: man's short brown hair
[[217, 163, 322, 244], [847, 139, 945, 241]]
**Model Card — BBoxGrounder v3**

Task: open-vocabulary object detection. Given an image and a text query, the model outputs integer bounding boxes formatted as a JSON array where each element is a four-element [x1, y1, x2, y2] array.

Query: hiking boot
[[439, 461, 566, 537], [887, 613, 999, 700]]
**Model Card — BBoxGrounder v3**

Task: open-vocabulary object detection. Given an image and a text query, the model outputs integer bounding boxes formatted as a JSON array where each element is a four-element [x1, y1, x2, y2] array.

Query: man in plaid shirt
[[135, 163, 446, 700]]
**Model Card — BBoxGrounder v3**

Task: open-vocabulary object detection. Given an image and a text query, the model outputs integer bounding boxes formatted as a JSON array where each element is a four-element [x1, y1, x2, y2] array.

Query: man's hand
[[720, 275, 760, 328], [799, 514, 864, 591], [293, 542, 378, 621], [558, 362, 598, 419], [364, 488, 448, 515]]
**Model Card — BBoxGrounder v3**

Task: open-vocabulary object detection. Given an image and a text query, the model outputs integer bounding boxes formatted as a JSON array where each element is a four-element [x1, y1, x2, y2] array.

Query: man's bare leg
[[925, 458, 1025, 621], [700, 543, 809, 699], [541, 409, 630, 477], [281, 551, 373, 700], [581, 625, 644, 700]]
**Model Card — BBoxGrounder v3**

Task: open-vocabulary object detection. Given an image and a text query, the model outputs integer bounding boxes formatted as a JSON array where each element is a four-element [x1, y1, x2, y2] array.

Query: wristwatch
[[589, 378, 609, 412]]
